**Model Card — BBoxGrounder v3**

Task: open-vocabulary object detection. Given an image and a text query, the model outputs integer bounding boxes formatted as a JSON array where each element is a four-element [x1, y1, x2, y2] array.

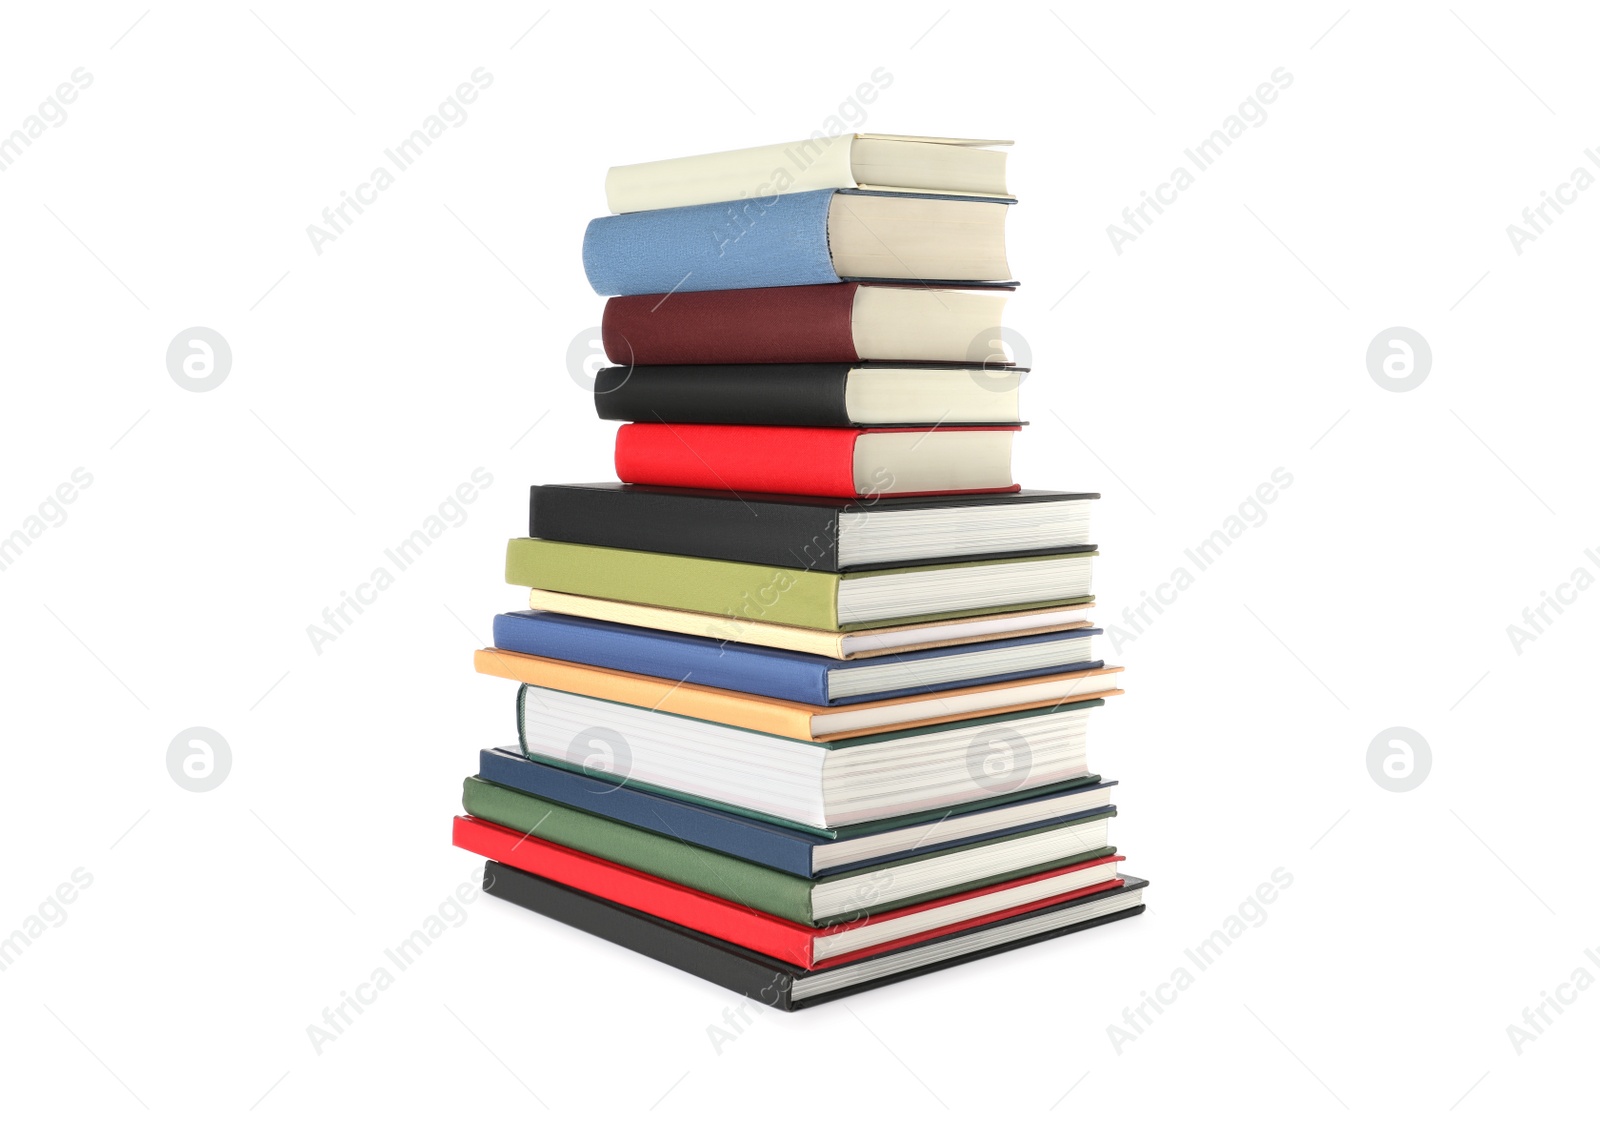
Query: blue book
[[477, 747, 1117, 878], [582, 189, 1016, 296], [492, 611, 1102, 706]]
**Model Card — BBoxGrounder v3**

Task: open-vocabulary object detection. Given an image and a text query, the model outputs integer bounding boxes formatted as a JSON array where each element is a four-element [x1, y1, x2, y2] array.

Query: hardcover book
[[479, 860, 1148, 1010], [491, 610, 1102, 705], [604, 135, 1011, 213], [594, 362, 1022, 426], [506, 689, 1116, 825], [602, 283, 1012, 366], [504, 538, 1095, 629], [614, 423, 1020, 498], [477, 647, 1122, 743], [583, 189, 1014, 296], [528, 484, 1096, 572]]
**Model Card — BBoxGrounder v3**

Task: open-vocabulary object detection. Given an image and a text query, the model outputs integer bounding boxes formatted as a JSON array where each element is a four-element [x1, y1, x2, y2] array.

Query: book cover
[[583, 189, 1016, 297], [584, 189, 841, 296], [603, 284, 864, 365]]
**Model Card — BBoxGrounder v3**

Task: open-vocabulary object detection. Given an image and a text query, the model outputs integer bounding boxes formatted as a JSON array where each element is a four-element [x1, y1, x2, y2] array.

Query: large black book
[[528, 483, 1098, 572], [481, 860, 1147, 1011], [593, 362, 1025, 427]]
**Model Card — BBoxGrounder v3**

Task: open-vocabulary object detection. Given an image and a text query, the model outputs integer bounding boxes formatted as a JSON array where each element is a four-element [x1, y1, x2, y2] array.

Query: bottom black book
[[481, 860, 1148, 1011]]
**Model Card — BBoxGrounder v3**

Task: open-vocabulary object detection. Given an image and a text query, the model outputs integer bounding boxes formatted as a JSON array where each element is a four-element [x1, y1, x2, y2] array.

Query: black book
[[528, 483, 1098, 572], [594, 362, 1024, 427], [481, 861, 1148, 1011]]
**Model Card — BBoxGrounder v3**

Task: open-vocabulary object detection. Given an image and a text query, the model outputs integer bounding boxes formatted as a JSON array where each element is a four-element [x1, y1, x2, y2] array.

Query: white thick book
[[520, 690, 1103, 827], [605, 134, 1013, 213]]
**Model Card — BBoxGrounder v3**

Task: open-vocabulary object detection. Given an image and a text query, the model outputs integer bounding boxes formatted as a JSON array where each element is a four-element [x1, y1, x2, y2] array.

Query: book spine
[[481, 861, 799, 1010], [529, 487, 844, 571], [615, 424, 862, 498], [462, 778, 818, 924], [602, 284, 861, 365], [594, 364, 853, 426], [582, 190, 839, 297]]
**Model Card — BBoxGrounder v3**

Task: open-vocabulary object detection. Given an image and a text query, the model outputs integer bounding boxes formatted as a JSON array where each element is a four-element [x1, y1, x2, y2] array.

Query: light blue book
[[582, 189, 1015, 296]]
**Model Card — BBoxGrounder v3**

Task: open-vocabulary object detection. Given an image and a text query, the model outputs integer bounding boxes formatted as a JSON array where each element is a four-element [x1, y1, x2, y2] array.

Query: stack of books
[[454, 135, 1147, 1010]]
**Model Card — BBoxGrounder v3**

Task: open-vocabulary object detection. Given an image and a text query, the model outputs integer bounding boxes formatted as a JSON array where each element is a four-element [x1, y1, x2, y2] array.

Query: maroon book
[[603, 283, 860, 365]]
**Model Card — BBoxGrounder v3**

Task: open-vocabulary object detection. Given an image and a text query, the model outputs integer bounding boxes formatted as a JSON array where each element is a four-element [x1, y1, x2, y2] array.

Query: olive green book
[[504, 538, 1096, 630], [461, 776, 1116, 926]]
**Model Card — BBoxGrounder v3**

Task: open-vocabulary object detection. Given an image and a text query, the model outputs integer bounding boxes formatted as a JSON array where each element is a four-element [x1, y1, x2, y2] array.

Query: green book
[[504, 538, 1096, 630], [461, 776, 1116, 926]]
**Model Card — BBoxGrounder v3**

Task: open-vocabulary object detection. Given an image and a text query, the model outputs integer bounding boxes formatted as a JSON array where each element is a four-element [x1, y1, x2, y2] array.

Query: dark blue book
[[477, 747, 1117, 878], [491, 611, 1102, 706]]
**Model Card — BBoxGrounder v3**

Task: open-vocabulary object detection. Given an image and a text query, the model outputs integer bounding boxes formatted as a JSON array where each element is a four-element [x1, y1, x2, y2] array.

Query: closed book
[[614, 423, 1020, 499], [503, 539, 1096, 630], [476, 648, 1122, 744], [477, 746, 1117, 877], [479, 860, 1149, 1010], [583, 189, 1014, 296], [602, 283, 1011, 366], [528, 484, 1097, 572], [524, 592, 1097, 660], [509, 688, 1112, 827], [459, 777, 1118, 927], [455, 815, 1122, 969], [491, 610, 1102, 706], [604, 135, 1011, 213], [594, 363, 1022, 427]]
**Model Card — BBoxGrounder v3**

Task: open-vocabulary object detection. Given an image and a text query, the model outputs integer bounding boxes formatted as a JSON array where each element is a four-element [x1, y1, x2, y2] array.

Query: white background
[[1, 2, 1595, 1115]]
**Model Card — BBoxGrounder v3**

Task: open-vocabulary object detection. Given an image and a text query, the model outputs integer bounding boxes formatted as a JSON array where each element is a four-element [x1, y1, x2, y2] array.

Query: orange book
[[473, 648, 1123, 741]]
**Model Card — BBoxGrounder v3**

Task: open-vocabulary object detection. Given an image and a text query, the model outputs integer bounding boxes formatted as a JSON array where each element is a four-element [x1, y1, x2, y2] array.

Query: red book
[[454, 815, 1126, 969], [613, 423, 1022, 499]]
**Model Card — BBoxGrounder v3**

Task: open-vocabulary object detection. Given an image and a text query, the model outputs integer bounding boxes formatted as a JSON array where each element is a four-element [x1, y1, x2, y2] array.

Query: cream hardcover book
[[605, 134, 1013, 213]]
